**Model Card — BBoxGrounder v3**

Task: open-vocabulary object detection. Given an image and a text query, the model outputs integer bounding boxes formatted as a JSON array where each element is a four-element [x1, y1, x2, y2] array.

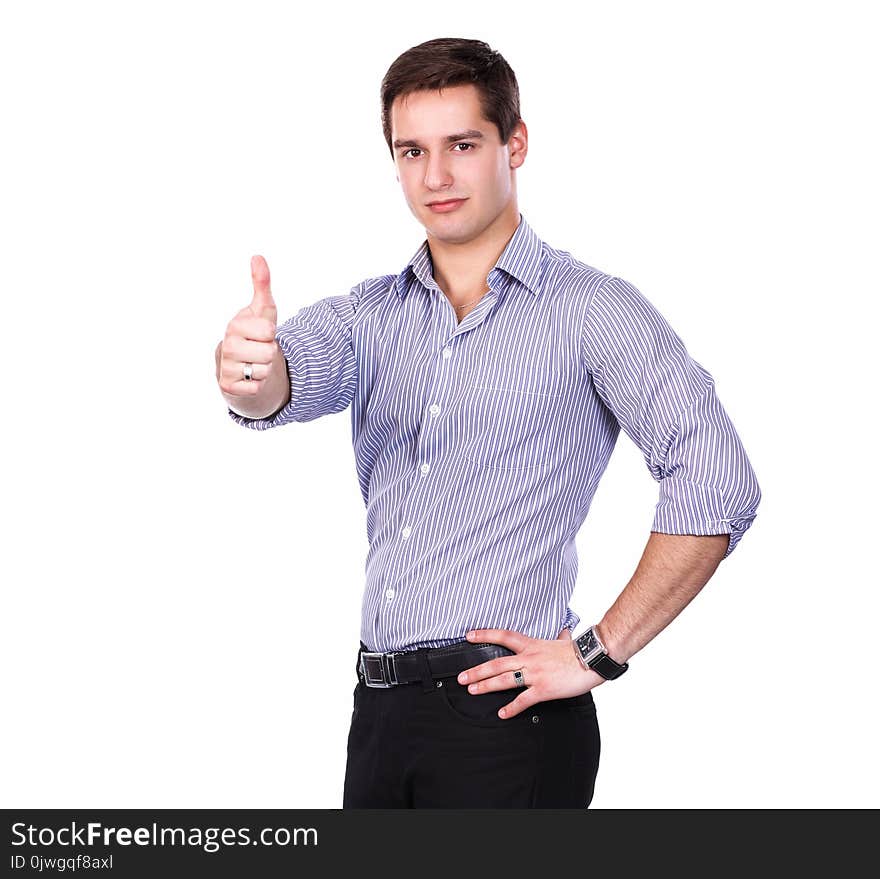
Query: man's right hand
[[217, 255, 281, 397]]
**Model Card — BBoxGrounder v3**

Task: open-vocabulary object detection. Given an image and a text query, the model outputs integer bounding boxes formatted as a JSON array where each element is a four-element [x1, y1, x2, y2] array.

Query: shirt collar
[[393, 212, 544, 300]]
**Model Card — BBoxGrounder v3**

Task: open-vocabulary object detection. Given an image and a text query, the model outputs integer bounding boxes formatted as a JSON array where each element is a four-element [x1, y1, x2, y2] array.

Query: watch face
[[577, 627, 602, 661]]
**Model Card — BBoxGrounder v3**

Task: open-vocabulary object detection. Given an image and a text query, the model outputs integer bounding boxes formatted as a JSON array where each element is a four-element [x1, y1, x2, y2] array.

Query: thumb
[[249, 254, 277, 324], [556, 627, 572, 640]]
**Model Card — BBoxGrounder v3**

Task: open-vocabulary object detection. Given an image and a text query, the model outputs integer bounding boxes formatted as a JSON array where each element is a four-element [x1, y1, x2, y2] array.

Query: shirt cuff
[[561, 606, 581, 634], [652, 481, 759, 561]]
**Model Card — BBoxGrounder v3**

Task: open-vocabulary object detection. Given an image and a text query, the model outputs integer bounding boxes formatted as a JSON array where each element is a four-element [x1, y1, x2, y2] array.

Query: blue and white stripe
[[229, 214, 761, 652]]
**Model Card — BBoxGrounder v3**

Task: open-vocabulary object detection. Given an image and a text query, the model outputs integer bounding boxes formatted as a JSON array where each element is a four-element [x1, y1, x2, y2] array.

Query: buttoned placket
[[379, 275, 504, 621]]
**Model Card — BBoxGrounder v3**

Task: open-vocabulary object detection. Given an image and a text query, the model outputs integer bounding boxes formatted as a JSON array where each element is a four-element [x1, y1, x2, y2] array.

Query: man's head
[[381, 38, 527, 245]]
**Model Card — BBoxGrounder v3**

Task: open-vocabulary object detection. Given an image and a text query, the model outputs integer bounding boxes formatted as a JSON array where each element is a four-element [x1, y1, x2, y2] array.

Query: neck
[[427, 202, 520, 301]]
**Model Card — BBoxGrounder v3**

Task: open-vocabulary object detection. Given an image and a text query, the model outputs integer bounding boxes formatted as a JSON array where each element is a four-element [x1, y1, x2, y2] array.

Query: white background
[[2, 0, 877, 809]]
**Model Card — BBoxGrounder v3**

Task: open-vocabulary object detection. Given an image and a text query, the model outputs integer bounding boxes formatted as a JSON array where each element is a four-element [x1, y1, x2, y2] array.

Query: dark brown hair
[[380, 38, 521, 159]]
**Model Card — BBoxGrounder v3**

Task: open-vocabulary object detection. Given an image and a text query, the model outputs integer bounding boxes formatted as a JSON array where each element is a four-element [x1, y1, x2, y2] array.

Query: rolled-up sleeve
[[228, 280, 364, 430], [582, 276, 761, 560]]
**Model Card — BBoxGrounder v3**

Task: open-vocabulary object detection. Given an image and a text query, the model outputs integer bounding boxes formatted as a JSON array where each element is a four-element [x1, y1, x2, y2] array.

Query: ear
[[509, 119, 528, 169]]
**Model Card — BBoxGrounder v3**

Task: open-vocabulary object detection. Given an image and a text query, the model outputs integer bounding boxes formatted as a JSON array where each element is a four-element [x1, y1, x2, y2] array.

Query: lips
[[427, 198, 467, 213], [427, 199, 464, 206]]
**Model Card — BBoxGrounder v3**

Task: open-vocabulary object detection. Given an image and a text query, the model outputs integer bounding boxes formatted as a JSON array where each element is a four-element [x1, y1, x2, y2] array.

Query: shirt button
[[385, 589, 395, 601], [429, 404, 440, 416], [401, 525, 411, 538], [442, 347, 453, 359], [420, 463, 430, 475]]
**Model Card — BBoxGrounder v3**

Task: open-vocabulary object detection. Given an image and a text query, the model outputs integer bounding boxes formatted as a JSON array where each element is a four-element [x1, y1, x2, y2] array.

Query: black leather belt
[[358, 639, 515, 688]]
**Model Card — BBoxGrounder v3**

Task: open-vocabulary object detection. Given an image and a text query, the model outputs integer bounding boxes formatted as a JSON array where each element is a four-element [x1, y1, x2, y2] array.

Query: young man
[[215, 38, 761, 808]]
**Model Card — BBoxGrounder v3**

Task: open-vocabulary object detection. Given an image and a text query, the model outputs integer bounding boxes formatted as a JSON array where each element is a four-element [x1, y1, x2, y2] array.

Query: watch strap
[[588, 652, 629, 680]]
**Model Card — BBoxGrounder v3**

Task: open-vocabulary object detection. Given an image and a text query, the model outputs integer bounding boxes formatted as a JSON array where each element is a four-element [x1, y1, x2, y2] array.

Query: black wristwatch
[[573, 625, 629, 680]]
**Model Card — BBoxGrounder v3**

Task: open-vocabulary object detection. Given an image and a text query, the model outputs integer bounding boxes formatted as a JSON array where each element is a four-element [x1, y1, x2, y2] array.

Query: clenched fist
[[216, 256, 290, 418]]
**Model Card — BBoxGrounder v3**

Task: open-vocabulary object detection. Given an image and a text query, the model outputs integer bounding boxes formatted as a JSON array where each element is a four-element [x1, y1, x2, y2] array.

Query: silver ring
[[243, 362, 254, 381], [513, 669, 526, 688]]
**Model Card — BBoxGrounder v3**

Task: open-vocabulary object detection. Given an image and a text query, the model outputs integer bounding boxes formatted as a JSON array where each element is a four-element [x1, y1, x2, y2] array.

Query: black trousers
[[342, 641, 601, 808]]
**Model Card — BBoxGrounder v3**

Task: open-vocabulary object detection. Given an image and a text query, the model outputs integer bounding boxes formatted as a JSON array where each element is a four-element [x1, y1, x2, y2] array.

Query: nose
[[423, 151, 454, 192]]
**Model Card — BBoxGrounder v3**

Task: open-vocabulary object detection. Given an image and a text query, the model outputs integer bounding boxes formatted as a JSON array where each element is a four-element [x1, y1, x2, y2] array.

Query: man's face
[[390, 83, 525, 245]]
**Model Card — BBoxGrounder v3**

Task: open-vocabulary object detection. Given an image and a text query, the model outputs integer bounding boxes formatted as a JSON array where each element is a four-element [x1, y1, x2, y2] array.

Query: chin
[[426, 223, 474, 244], [424, 210, 475, 233]]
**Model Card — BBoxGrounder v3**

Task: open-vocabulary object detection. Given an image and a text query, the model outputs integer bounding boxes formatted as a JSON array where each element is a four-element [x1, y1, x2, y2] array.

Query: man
[[214, 38, 761, 808]]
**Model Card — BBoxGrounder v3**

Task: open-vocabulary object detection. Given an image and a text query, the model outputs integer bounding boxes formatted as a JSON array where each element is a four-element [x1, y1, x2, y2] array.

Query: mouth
[[427, 198, 467, 213]]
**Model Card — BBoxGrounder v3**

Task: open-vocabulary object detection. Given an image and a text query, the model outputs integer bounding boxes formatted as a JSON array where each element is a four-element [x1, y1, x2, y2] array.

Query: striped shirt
[[228, 213, 761, 653]]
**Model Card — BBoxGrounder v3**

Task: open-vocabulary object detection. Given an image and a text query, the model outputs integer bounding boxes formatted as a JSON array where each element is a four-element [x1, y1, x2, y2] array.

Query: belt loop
[[356, 642, 366, 684], [416, 648, 435, 693]]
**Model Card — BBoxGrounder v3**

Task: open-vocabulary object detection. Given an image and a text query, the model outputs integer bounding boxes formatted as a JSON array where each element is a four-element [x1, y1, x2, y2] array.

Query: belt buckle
[[360, 651, 400, 688]]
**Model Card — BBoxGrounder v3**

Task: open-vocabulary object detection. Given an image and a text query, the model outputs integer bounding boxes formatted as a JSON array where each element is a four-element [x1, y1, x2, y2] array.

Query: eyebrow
[[392, 129, 485, 151]]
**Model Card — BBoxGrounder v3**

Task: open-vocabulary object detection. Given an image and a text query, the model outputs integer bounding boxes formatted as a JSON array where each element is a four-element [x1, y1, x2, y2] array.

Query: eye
[[401, 143, 475, 160]]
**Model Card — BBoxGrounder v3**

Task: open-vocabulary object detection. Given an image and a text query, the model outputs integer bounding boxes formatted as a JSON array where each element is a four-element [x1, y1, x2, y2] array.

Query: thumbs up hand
[[217, 255, 282, 397]]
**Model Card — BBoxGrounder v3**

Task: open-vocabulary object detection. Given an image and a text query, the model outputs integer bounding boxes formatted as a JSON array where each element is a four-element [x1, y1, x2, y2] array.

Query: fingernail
[[458, 673, 467, 683]]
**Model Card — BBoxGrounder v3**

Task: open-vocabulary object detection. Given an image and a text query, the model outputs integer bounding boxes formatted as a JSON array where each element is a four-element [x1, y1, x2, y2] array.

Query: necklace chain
[[453, 291, 488, 309]]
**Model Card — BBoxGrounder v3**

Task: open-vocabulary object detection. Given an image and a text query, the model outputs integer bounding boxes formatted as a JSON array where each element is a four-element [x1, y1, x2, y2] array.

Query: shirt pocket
[[459, 383, 565, 471]]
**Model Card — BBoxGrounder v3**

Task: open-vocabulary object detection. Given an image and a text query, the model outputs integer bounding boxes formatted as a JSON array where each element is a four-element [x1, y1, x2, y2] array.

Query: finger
[[221, 377, 269, 397], [230, 312, 277, 343], [498, 689, 538, 720], [457, 655, 521, 685], [557, 627, 572, 640], [223, 336, 277, 365], [249, 255, 278, 324], [465, 628, 529, 653], [220, 360, 272, 384], [463, 666, 529, 695]]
